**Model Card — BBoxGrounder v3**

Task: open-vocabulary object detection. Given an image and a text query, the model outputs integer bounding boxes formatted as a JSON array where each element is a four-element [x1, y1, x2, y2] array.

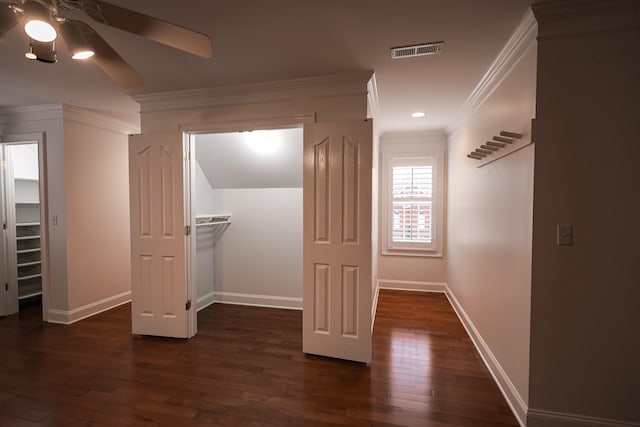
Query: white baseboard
[[214, 291, 302, 310], [197, 291, 216, 312], [371, 284, 380, 333], [445, 290, 527, 427], [47, 290, 131, 325], [528, 409, 640, 427], [378, 279, 449, 293]]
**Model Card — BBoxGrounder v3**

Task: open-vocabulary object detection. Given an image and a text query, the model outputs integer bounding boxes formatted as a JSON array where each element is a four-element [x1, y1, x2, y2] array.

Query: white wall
[[11, 144, 39, 180], [0, 104, 137, 323], [64, 118, 132, 317], [194, 160, 215, 214], [377, 131, 448, 288], [528, 1, 640, 425], [212, 188, 303, 308], [194, 159, 216, 309], [446, 14, 537, 424]]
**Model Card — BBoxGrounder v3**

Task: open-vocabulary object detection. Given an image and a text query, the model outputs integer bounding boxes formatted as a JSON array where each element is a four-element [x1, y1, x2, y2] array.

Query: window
[[392, 161, 433, 244], [381, 139, 444, 256]]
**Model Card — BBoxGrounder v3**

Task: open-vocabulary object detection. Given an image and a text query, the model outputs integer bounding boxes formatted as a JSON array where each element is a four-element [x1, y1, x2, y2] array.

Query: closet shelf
[[17, 235, 40, 241], [195, 214, 231, 244], [18, 261, 41, 268], [18, 273, 42, 281], [17, 248, 40, 254], [18, 291, 42, 300], [195, 214, 232, 227]]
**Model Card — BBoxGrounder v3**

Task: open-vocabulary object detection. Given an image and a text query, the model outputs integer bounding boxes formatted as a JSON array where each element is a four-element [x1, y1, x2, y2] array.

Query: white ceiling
[[0, 0, 532, 133], [195, 129, 303, 189]]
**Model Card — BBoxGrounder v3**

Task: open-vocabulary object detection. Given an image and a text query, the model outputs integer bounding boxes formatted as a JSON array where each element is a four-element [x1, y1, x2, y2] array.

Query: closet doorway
[[128, 119, 372, 361], [0, 135, 46, 318], [191, 128, 303, 317]]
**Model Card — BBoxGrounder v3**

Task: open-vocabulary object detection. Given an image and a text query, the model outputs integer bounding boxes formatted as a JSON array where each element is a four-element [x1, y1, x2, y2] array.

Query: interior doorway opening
[[128, 119, 372, 361], [0, 137, 46, 319], [190, 127, 304, 320]]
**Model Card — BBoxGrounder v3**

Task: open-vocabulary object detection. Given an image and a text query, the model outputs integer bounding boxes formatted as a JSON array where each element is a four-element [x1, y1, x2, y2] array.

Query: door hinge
[[186, 299, 192, 310], [184, 225, 191, 236], [0, 160, 5, 169], [184, 150, 191, 160]]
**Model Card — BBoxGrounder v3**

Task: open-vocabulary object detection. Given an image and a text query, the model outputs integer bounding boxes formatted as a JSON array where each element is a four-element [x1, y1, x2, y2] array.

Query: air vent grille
[[391, 41, 444, 59]]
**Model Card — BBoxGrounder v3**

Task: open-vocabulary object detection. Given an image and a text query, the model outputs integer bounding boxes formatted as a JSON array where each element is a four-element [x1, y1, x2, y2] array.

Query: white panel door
[[303, 120, 373, 363], [129, 132, 189, 338]]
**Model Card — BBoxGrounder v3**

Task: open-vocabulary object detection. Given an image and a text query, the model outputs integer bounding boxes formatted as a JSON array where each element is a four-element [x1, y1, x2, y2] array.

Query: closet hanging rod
[[195, 220, 231, 227]]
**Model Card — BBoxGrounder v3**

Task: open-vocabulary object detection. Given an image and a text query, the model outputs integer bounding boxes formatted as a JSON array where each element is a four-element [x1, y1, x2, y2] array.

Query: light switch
[[557, 224, 573, 246], [52, 214, 58, 226]]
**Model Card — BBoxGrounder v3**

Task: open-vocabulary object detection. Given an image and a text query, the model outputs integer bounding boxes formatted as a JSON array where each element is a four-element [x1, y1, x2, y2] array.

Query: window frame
[[381, 139, 445, 257]]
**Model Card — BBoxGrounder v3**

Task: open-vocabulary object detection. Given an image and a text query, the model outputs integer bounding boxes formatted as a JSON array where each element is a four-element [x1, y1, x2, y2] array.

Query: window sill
[[381, 248, 443, 258]]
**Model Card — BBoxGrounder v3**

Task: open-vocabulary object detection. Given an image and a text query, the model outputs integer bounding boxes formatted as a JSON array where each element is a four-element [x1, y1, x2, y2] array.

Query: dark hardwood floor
[[0, 290, 518, 426]]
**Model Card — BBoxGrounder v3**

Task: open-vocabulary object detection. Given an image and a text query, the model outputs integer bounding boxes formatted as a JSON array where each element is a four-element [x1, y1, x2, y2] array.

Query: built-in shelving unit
[[14, 177, 42, 302], [16, 221, 42, 300], [0, 144, 43, 314]]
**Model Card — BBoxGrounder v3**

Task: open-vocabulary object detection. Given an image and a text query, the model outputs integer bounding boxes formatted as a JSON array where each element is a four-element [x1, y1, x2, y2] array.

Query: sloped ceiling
[[0, 0, 532, 132], [195, 128, 303, 189]]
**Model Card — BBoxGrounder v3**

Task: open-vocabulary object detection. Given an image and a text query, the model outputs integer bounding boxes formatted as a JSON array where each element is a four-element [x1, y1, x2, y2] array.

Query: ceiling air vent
[[390, 41, 444, 59]]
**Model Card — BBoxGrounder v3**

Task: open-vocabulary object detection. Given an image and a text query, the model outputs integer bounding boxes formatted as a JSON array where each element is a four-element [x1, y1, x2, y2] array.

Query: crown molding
[[532, 0, 640, 22], [367, 73, 380, 120], [450, 9, 537, 134], [0, 103, 139, 134], [532, 0, 640, 38], [133, 71, 374, 113], [61, 105, 140, 135], [0, 103, 64, 124]]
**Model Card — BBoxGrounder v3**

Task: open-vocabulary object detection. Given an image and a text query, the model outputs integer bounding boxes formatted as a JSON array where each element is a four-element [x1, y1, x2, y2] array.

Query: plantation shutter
[[390, 157, 434, 250]]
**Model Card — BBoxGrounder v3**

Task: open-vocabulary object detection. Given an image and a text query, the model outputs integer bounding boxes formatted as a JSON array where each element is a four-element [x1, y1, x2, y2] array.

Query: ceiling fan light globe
[[24, 20, 57, 42], [72, 50, 95, 60], [25, 51, 37, 60]]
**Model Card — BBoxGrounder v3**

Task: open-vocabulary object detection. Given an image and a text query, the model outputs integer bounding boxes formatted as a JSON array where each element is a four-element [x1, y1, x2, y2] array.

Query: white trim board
[[0, 103, 139, 134], [197, 291, 216, 312], [378, 279, 448, 293], [450, 9, 537, 135], [134, 71, 374, 113], [0, 104, 63, 124], [47, 291, 131, 325], [371, 284, 380, 334], [214, 291, 302, 310], [528, 409, 640, 427], [445, 291, 528, 426], [374, 280, 527, 427], [62, 105, 140, 135]]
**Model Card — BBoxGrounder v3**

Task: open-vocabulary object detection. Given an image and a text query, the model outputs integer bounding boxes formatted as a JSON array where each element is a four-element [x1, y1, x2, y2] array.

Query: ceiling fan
[[0, 0, 212, 88]]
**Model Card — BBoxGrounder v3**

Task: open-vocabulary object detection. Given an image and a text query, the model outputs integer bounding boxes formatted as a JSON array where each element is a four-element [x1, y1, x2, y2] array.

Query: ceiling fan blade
[[0, 2, 21, 38], [70, 20, 144, 89], [80, 0, 212, 58]]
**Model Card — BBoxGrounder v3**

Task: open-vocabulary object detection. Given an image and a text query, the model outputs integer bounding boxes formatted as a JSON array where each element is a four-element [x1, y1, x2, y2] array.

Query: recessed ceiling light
[[411, 112, 426, 118]]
